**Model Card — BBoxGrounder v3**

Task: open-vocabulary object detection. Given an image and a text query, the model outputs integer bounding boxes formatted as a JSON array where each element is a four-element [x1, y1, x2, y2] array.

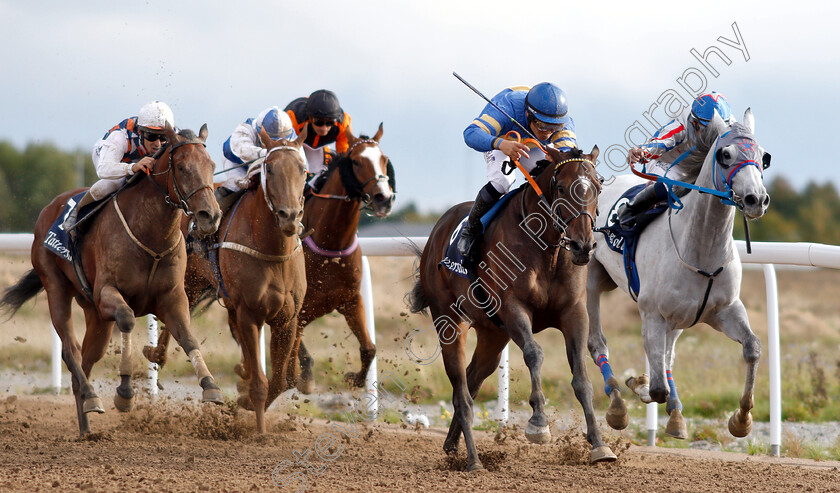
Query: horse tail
[[0, 269, 44, 319], [405, 242, 429, 314]]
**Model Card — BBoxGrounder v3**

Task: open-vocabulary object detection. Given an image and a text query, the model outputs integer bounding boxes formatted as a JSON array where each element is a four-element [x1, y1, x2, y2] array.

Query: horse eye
[[723, 149, 732, 160]]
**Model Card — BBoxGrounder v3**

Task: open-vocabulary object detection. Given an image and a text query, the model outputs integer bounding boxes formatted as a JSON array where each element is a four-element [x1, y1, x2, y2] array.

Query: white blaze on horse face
[[359, 146, 392, 199]]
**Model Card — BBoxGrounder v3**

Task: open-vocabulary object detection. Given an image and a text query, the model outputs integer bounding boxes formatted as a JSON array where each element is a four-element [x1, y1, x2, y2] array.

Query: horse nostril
[[744, 194, 758, 207], [374, 193, 385, 203], [763, 195, 770, 208], [277, 209, 290, 219]]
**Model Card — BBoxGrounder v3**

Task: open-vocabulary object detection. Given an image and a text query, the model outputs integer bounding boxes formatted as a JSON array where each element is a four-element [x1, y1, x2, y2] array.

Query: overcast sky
[[1, 0, 837, 212]]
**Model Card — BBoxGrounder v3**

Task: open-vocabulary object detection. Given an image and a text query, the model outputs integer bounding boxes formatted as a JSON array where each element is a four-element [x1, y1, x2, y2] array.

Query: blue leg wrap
[[666, 370, 683, 413], [596, 354, 614, 396]]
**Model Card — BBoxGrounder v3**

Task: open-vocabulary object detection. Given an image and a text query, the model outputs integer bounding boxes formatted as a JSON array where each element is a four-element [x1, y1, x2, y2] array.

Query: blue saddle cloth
[[44, 192, 91, 262], [598, 184, 667, 298], [440, 183, 525, 279]]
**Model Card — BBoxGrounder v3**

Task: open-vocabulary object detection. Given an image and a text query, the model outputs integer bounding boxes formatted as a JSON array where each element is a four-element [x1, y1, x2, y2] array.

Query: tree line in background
[[1, 140, 836, 244]]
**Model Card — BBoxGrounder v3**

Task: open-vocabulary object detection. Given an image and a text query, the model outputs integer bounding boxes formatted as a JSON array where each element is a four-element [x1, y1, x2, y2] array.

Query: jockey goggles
[[531, 119, 564, 133], [311, 118, 336, 127], [142, 131, 167, 142]]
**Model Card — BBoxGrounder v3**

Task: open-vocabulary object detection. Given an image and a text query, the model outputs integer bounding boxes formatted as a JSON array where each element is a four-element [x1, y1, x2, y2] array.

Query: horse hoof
[[626, 374, 652, 403], [113, 393, 135, 413], [234, 363, 248, 380], [606, 390, 629, 430], [344, 372, 365, 388], [590, 445, 617, 463], [83, 397, 105, 414], [142, 345, 165, 366], [297, 379, 314, 395], [665, 408, 688, 439], [467, 461, 485, 473], [525, 423, 551, 444], [202, 388, 224, 405], [728, 410, 752, 438]]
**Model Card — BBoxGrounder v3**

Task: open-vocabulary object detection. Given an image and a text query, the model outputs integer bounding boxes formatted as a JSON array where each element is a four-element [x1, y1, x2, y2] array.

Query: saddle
[[597, 184, 668, 299], [439, 182, 527, 279]]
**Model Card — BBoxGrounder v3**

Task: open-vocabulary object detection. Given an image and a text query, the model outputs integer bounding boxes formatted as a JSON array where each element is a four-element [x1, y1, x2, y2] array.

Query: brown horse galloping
[[0, 124, 223, 437], [409, 146, 615, 470], [144, 129, 308, 432], [294, 124, 395, 393]]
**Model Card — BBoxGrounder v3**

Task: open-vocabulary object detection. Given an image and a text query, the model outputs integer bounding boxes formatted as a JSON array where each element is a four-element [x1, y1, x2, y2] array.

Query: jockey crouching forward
[[216, 107, 298, 215], [285, 89, 352, 195], [459, 83, 577, 259], [62, 101, 174, 235], [615, 92, 735, 228]]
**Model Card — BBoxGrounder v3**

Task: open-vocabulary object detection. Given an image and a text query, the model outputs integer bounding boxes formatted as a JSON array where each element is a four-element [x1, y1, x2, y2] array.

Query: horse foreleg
[[234, 310, 269, 432], [713, 301, 761, 438], [337, 295, 376, 389], [79, 304, 123, 411], [640, 314, 670, 404], [662, 329, 687, 439], [154, 294, 223, 406], [504, 309, 551, 444], [266, 315, 298, 408], [97, 286, 141, 414], [585, 260, 626, 430], [561, 305, 617, 463], [293, 307, 321, 394]]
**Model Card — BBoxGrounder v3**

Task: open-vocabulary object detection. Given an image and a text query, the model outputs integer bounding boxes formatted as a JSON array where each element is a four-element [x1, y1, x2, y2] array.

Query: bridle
[[260, 145, 306, 225], [148, 139, 214, 216], [309, 139, 394, 212]]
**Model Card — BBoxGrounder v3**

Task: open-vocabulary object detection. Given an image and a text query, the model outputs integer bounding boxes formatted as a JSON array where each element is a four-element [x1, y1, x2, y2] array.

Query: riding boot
[[303, 170, 329, 197], [215, 186, 247, 217], [62, 190, 97, 239], [457, 183, 503, 260], [615, 182, 667, 229]]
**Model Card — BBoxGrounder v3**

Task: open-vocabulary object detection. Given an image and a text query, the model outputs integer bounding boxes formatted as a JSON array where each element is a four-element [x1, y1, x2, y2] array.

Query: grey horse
[[586, 109, 770, 439]]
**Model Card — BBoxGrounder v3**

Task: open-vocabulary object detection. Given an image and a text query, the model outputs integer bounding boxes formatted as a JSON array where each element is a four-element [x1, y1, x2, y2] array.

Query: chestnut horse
[[294, 124, 395, 393], [143, 128, 308, 432], [0, 124, 223, 437], [410, 146, 616, 470]]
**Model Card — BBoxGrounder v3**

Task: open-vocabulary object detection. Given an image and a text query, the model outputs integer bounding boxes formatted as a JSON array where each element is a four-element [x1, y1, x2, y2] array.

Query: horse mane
[[323, 135, 373, 199]]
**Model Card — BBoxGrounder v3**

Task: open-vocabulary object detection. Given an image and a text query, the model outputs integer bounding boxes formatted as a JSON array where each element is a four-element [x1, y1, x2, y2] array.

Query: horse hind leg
[[440, 324, 483, 472], [337, 296, 376, 389], [266, 316, 298, 408], [444, 327, 510, 455], [142, 326, 171, 367]]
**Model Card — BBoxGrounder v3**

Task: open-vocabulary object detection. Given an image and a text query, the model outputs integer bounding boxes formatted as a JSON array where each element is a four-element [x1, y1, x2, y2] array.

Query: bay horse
[[294, 124, 395, 393], [587, 110, 770, 439], [410, 144, 616, 471], [0, 123, 223, 437], [143, 128, 308, 432]]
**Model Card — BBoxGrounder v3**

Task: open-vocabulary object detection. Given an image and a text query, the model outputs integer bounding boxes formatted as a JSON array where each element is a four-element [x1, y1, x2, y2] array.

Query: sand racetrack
[[1, 395, 838, 493]]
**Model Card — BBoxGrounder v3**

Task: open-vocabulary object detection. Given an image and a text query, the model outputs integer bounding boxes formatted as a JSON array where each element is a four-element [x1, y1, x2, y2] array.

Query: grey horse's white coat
[[587, 109, 770, 438]]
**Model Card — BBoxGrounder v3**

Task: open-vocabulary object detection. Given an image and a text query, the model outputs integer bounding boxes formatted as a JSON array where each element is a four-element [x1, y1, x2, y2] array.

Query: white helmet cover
[[138, 101, 175, 131]]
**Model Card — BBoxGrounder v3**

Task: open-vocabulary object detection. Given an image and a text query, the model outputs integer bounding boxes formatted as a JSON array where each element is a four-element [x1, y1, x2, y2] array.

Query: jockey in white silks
[[459, 82, 578, 259], [62, 101, 175, 234], [215, 106, 299, 214], [616, 92, 735, 228]]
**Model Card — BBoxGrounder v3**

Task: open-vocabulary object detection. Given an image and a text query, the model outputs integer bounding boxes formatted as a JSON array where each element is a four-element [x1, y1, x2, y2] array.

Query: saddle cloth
[[439, 183, 525, 279], [44, 191, 91, 262]]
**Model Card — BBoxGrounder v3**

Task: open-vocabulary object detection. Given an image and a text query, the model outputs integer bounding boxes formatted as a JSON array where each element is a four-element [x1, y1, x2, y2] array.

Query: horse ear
[[198, 123, 209, 142], [164, 121, 177, 143], [743, 107, 755, 135], [295, 124, 308, 146], [589, 145, 600, 161], [259, 126, 273, 148], [373, 122, 384, 142]]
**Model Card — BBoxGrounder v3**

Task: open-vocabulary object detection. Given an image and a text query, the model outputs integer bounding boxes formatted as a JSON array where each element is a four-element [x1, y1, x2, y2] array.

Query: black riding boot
[[62, 190, 97, 239], [615, 182, 667, 229], [457, 183, 502, 260]]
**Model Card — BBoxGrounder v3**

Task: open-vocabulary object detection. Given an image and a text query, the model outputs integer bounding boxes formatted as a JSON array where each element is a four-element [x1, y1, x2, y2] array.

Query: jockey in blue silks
[[459, 82, 578, 259], [616, 92, 735, 228]]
